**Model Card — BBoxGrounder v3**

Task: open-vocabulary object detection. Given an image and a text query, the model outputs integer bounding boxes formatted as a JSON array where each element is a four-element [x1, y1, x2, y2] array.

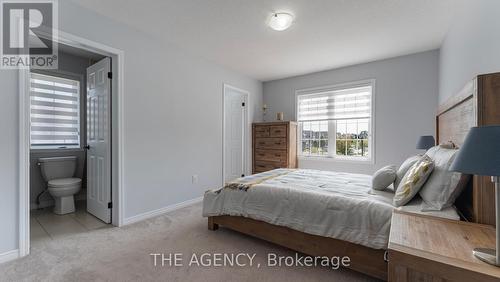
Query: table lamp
[[450, 125, 500, 266], [416, 135, 435, 150]]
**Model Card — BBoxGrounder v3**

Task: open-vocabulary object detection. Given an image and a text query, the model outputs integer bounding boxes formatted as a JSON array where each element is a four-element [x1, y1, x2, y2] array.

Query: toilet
[[39, 156, 82, 215]]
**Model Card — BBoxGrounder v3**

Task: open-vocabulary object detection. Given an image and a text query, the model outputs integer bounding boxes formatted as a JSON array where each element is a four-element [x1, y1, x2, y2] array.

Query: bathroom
[[30, 43, 111, 241]]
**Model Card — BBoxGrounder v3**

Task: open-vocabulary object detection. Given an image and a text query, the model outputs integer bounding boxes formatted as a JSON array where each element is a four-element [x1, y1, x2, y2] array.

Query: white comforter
[[203, 169, 395, 249]]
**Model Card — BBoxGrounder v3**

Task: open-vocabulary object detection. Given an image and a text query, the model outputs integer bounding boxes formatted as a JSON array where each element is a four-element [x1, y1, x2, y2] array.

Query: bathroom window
[[30, 72, 81, 149]]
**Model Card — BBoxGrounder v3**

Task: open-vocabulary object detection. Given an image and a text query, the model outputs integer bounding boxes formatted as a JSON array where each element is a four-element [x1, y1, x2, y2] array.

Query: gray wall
[[30, 51, 93, 209], [439, 0, 500, 102], [263, 50, 439, 175], [0, 0, 262, 255]]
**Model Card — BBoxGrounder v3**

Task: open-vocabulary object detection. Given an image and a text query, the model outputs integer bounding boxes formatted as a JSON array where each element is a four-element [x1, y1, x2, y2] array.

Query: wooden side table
[[388, 210, 500, 281]]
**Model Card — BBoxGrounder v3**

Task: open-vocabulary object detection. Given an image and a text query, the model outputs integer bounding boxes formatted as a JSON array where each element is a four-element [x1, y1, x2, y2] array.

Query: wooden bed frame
[[208, 75, 496, 281], [208, 216, 387, 280]]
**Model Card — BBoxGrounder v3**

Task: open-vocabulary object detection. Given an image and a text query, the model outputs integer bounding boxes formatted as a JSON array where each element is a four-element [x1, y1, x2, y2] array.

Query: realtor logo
[[1, 0, 58, 69]]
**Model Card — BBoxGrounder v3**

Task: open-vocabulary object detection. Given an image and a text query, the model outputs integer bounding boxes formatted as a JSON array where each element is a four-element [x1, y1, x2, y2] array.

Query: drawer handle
[[259, 142, 265, 145], [258, 154, 265, 157], [275, 142, 281, 145], [275, 154, 281, 157]]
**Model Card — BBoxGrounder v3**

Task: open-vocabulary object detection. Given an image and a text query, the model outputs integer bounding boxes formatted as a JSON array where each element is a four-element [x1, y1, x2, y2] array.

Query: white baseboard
[[0, 249, 20, 264], [123, 196, 203, 225]]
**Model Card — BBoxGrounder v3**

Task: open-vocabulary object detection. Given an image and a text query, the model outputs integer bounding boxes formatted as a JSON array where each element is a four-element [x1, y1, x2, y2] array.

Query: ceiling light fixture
[[268, 13, 293, 31]]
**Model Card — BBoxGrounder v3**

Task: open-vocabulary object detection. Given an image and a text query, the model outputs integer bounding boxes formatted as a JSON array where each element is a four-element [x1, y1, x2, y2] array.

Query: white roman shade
[[297, 85, 372, 122], [30, 73, 80, 147]]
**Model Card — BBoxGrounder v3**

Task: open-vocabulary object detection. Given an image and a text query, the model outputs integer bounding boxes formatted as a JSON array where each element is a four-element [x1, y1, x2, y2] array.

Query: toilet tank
[[39, 156, 78, 181]]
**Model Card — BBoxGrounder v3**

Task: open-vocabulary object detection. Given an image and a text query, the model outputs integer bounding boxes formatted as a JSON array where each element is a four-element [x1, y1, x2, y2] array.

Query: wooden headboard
[[436, 80, 476, 221], [436, 80, 477, 147], [436, 73, 500, 226]]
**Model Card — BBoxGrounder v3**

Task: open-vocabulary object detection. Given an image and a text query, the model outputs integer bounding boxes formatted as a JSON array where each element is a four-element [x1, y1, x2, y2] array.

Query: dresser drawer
[[270, 125, 287, 137], [254, 126, 270, 138], [255, 138, 287, 149], [255, 149, 287, 163], [253, 161, 284, 173]]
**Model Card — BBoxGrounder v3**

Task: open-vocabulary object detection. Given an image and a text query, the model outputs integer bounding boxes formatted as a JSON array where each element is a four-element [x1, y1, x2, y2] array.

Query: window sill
[[298, 155, 374, 165], [30, 147, 84, 154]]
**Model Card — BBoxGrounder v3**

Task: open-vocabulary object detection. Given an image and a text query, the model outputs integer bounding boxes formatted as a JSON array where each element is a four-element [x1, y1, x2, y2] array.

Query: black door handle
[[84, 145, 90, 150]]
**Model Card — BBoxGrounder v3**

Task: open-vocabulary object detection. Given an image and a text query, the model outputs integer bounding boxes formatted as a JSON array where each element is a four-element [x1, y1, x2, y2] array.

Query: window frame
[[29, 70, 85, 151], [295, 79, 376, 164]]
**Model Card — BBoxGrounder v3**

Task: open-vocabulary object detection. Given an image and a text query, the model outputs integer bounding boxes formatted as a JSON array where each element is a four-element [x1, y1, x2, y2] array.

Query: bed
[[204, 169, 459, 248], [203, 78, 488, 280], [204, 169, 395, 249], [203, 169, 459, 280]]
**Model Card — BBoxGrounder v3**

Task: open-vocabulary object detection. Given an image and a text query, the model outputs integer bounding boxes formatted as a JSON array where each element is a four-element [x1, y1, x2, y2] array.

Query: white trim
[[18, 68, 30, 258], [18, 30, 126, 260], [222, 84, 250, 185], [0, 249, 20, 264], [295, 79, 375, 96], [122, 197, 203, 225], [294, 79, 376, 165]]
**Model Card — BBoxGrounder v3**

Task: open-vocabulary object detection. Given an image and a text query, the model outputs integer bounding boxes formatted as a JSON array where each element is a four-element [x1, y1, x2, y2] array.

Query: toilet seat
[[48, 177, 82, 188]]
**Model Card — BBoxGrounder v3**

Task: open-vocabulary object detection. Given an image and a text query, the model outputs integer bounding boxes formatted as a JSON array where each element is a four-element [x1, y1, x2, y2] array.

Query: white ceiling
[[72, 0, 466, 81]]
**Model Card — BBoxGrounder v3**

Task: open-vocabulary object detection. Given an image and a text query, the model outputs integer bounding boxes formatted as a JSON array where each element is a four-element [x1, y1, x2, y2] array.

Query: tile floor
[[30, 200, 110, 242]]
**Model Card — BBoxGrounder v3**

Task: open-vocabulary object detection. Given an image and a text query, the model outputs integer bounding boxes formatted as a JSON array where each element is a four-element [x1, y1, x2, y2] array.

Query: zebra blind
[[30, 72, 80, 148], [297, 85, 372, 122]]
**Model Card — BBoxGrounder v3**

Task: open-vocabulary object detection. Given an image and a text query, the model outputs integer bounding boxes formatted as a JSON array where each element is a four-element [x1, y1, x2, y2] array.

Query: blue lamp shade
[[450, 126, 500, 176], [416, 135, 435, 150]]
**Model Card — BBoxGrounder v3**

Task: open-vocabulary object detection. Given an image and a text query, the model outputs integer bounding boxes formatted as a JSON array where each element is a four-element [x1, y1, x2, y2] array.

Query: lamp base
[[473, 248, 500, 266]]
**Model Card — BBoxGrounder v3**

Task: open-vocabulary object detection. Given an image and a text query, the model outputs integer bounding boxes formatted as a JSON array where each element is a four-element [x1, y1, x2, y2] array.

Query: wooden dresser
[[252, 121, 298, 174], [388, 210, 500, 282]]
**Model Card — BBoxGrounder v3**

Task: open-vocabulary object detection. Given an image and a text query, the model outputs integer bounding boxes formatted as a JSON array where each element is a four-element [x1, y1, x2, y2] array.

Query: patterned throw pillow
[[393, 155, 435, 207], [394, 155, 422, 189]]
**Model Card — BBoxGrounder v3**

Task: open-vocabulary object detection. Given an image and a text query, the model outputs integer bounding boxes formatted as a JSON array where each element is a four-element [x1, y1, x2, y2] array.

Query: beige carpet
[[0, 203, 378, 282]]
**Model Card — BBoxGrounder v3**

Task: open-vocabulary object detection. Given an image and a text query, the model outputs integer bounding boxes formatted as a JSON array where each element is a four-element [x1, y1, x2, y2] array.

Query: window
[[296, 81, 374, 161], [30, 72, 81, 149]]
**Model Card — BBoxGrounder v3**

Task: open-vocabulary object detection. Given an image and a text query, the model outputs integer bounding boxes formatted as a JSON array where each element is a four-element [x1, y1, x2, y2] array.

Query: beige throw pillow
[[393, 155, 434, 207]]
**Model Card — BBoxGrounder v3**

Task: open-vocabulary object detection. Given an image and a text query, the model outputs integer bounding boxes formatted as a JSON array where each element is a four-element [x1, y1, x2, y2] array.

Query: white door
[[86, 57, 111, 223], [224, 85, 247, 183]]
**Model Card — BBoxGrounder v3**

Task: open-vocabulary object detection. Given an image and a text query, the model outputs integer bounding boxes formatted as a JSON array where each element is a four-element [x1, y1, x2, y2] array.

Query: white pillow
[[418, 146, 464, 210], [372, 165, 397, 191], [394, 155, 421, 188]]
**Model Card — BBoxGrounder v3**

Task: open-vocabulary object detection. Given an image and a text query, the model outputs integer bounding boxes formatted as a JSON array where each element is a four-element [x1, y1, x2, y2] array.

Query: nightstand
[[388, 210, 500, 281]]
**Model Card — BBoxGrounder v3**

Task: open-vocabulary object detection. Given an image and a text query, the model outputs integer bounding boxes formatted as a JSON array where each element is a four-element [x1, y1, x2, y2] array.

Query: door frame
[[222, 84, 250, 185], [18, 29, 126, 258]]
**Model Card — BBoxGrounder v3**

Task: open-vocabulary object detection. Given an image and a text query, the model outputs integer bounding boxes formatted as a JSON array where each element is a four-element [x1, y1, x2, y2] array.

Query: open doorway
[[29, 44, 110, 242], [18, 32, 125, 258]]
